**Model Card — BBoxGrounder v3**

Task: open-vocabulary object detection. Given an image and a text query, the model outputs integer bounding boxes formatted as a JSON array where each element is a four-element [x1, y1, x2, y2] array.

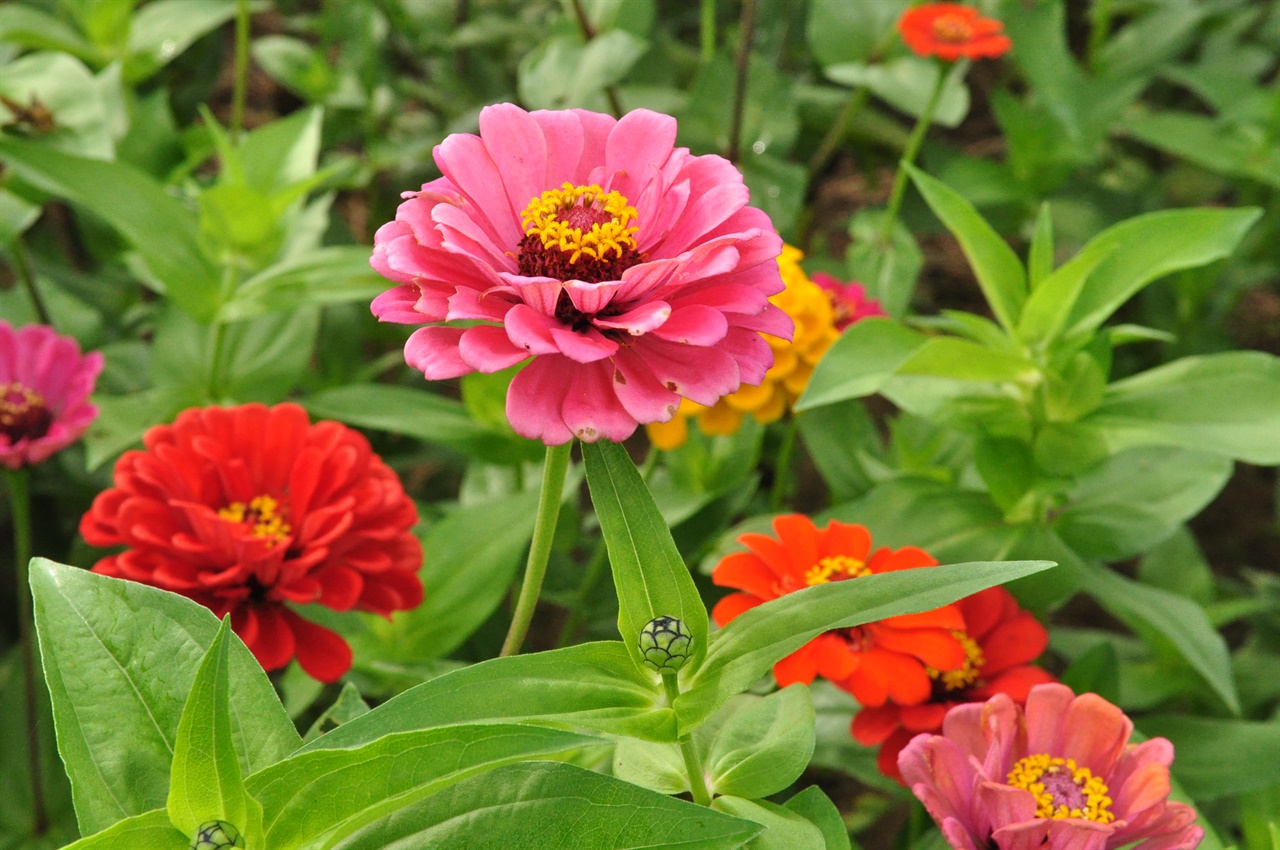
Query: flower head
[[711, 514, 968, 705], [899, 684, 1203, 850], [80, 403, 423, 683], [639, 615, 693, 673], [190, 821, 245, 850], [899, 3, 1012, 62], [371, 103, 792, 446], [646, 247, 882, 449], [0, 321, 103, 469], [852, 587, 1057, 782]]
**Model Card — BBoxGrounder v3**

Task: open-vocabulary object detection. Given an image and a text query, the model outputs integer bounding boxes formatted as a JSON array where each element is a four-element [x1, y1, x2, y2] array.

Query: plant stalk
[[568, 0, 625, 118], [877, 62, 952, 246], [5, 469, 47, 836], [699, 0, 716, 63], [230, 0, 251, 137], [555, 538, 608, 647], [769, 415, 799, 511], [500, 441, 573, 656], [662, 672, 712, 806], [725, 0, 758, 163], [9, 238, 53, 327]]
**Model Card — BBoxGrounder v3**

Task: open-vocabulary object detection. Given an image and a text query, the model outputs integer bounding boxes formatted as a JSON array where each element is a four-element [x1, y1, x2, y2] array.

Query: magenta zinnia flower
[[1, 321, 103, 469], [370, 104, 792, 445], [899, 683, 1203, 850]]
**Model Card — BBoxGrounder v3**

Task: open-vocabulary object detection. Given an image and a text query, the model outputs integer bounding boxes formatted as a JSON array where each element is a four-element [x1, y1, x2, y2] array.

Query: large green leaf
[[707, 685, 815, 799], [249, 725, 603, 850], [125, 0, 237, 82], [907, 165, 1026, 331], [676, 559, 1054, 730], [56, 809, 186, 850], [219, 247, 388, 321], [1138, 716, 1280, 800], [795, 319, 927, 410], [328, 761, 759, 850], [302, 642, 674, 748], [0, 138, 221, 321], [711, 797, 825, 850], [1082, 564, 1240, 716], [167, 620, 264, 844], [783, 787, 851, 850], [302, 383, 541, 465], [30, 559, 300, 835], [583, 440, 709, 676], [1085, 352, 1280, 465]]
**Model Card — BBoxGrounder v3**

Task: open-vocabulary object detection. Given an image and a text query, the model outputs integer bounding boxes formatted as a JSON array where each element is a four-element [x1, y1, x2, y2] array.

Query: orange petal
[[772, 514, 819, 575], [711, 592, 763, 627], [821, 520, 871, 561], [711, 551, 778, 600], [872, 626, 966, 670]]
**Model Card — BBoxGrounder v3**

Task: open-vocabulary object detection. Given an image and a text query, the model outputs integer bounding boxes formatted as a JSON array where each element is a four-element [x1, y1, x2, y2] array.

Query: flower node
[[639, 615, 693, 673], [803, 554, 869, 586], [190, 820, 246, 850], [1007, 754, 1115, 824], [0, 382, 53, 443], [926, 630, 985, 692], [217, 494, 292, 545], [518, 182, 641, 283]]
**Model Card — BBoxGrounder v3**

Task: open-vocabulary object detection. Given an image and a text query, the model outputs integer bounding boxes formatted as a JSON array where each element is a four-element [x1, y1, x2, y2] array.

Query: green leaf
[[302, 682, 370, 743], [30, 559, 300, 835], [168, 619, 264, 844], [1058, 641, 1121, 705], [906, 165, 1026, 331], [825, 57, 969, 127], [711, 797, 825, 850], [845, 209, 923, 320], [1082, 563, 1240, 716], [1027, 202, 1054, 290], [301, 642, 674, 748], [897, 337, 1036, 383], [517, 31, 648, 112], [82, 386, 201, 471], [1053, 447, 1233, 561], [583, 440, 710, 676], [973, 437, 1035, 513], [57, 809, 186, 850], [1122, 109, 1280, 189], [302, 383, 541, 465], [784, 787, 852, 850], [252, 36, 335, 102], [219, 247, 386, 321], [795, 319, 927, 410], [805, 0, 898, 66], [125, 0, 237, 82], [248, 724, 603, 850], [0, 5, 97, 59], [327, 761, 760, 850], [0, 52, 114, 160], [676, 559, 1054, 730], [707, 685, 815, 799], [612, 737, 687, 795], [238, 106, 322, 194], [1085, 352, 1280, 465], [796, 400, 878, 503], [1138, 716, 1280, 800], [0, 138, 221, 321]]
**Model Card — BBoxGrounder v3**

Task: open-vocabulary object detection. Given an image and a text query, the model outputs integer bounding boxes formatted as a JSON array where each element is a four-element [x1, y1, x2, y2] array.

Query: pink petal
[[459, 325, 530, 372], [560, 360, 638, 443], [603, 109, 678, 202], [630, 337, 740, 405], [609, 347, 681, 424], [433, 131, 522, 249], [593, 301, 672, 336], [404, 326, 471, 379], [434, 202, 517, 272], [530, 109, 585, 186], [505, 304, 561, 356], [717, 327, 775, 387], [371, 284, 429, 324], [505, 356, 575, 445], [478, 104, 549, 222], [565, 279, 622, 314], [1060, 692, 1132, 775], [1025, 683, 1077, 756], [549, 326, 618, 363]]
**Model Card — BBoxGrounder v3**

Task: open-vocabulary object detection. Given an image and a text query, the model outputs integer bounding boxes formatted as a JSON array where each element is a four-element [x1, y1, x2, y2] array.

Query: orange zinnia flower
[[898, 3, 1012, 62], [851, 586, 1057, 782], [711, 515, 967, 706]]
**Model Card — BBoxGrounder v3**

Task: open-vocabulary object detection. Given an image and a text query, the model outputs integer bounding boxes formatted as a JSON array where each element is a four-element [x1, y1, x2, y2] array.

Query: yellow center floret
[[1006, 755, 1115, 824], [926, 630, 986, 690], [804, 555, 869, 586], [218, 494, 291, 546], [520, 183, 639, 265], [0, 382, 53, 442], [932, 13, 974, 43]]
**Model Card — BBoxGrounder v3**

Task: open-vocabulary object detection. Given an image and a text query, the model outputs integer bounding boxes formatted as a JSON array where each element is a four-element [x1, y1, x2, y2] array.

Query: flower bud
[[639, 616, 692, 673], [190, 820, 246, 850]]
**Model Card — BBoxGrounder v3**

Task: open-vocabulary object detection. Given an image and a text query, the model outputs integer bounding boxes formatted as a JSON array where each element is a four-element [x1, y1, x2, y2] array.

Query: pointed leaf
[[707, 685, 815, 799], [795, 319, 928, 410], [58, 809, 187, 850]]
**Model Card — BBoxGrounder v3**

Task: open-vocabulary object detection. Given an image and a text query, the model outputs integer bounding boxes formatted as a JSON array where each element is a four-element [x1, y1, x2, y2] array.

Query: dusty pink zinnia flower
[[899, 683, 1203, 850], [810, 272, 886, 330], [370, 103, 792, 445], [1, 321, 103, 469]]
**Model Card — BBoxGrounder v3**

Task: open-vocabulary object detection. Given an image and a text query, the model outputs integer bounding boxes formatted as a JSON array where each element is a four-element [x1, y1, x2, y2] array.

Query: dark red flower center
[[0, 382, 53, 443], [517, 182, 643, 284], [932, 12, 974, 43], [217, 494, 291, 546]]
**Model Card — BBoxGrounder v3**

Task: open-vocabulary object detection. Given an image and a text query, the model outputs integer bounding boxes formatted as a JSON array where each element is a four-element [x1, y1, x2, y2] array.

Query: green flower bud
[[639, 615, 693, 673], [190, 820, 246, 850]]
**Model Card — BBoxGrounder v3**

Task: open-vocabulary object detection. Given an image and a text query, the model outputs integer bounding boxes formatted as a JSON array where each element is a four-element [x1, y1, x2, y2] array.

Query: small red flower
[[810, 272, 887, 331], [851, 586, 1056, 782], [81, 403, 423, 682], [711, 514, 968, 706], [898, 3, 1012, 62]]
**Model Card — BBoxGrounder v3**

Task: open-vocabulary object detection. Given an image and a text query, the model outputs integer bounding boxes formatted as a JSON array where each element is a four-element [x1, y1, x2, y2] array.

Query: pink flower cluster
[[1, 321, 102, 469]]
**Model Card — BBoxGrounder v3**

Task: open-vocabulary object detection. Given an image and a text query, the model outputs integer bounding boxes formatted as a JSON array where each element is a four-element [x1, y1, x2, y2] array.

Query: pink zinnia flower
[[370, 104, 792, 445], [899, 683, 1203, 850], [1, 321, 103, 469], [810, 272, 886, 330]]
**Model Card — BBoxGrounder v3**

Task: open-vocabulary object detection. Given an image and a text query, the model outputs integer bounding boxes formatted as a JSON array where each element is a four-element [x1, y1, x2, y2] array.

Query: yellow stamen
[[218, 494, 291, 545], [926, 630, 985, 690], [932, 13, 974, 43], [520, 183, 639, 264], [1007, 754, 1115, 824], [804, 554, 869, 586]]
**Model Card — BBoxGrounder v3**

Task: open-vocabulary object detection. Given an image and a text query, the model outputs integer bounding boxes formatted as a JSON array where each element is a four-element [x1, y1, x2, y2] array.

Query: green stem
[[769, 416, 799, 511], [662, 673, 712, 806], [807, 86, 870, 179], [5, 469, 47, 836], [231, 0, 251, 137], [877, 62, 953, 246], [568, 0, 624, 118], [555, 538, 608, 647], [725, 0, 758, 163], [1086, 0, 1112, 74], [9, 238, 53, 327], [699, 0, 716, 63], [500, 441, 574, 656]]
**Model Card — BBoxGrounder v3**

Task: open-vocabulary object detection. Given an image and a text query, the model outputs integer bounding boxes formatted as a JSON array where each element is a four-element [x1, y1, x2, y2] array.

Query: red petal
[[281, 608, 353, 683]]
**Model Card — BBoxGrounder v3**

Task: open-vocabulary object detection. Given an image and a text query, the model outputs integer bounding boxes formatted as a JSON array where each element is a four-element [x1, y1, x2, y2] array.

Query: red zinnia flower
[[851, 586, 1057, 782], [711, 514, 968, 705], [1, 321, 103, 469], [80, 403, 423, 682], [898, 3, 1012, 62]]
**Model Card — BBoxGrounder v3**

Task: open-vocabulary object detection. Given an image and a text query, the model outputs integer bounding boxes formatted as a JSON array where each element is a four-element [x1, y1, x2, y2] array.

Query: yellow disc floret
[[804, 554, 870, 586], [1006, 754, 1115, 824], [218, 494, 291, 545], [520, 183, 639, 264], [926, 630, 986, 691]]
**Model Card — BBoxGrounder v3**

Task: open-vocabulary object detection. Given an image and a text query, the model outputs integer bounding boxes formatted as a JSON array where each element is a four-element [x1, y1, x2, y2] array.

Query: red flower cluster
[[710, 514, 1053, 782], [899, 3, 1012, 62], [81, 403, 423, 682]]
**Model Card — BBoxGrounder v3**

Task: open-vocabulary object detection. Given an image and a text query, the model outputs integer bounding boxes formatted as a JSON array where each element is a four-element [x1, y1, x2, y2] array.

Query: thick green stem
[[769, 416, 799, 511], [500, 441, 573, 656], [725, 0, 758, 163], [9, 238, 53, 327], [6, 469, 47, 835], [699, 0, 716, 63], [877, 64, 952, 246], [230, 0, 250, 137], [662, 672, 712, 806]]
